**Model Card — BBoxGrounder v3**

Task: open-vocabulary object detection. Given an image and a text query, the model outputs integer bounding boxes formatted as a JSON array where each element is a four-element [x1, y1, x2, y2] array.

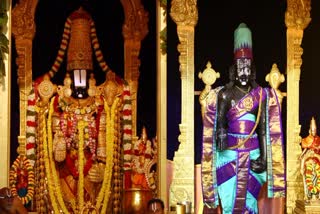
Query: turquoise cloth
[[217, 148, 266, 214]]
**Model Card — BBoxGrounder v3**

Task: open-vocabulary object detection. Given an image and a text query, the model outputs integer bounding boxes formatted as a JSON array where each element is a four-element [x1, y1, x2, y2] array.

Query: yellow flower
[[78, 120, 85, 210], [84, 133, 90, 139], [96, 97, 119, 212], [9, 156, 35, 205], [47, 97, 70, 213]]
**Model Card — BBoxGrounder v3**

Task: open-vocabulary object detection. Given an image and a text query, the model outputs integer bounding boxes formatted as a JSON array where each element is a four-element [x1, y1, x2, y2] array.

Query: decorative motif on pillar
[[285, 0, 311, 213], [169, 0, 198, 211], [285, 0, 311, 30], [171, 0, 198, 78], [0, 1, 9, 91], [170, 0, 198, 26], [120, 0, 149, 136], [12, 0, 38, 155]]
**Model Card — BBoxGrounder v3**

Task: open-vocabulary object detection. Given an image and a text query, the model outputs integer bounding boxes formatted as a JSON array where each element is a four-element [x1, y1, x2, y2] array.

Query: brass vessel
[[123, 188, 153, 214]]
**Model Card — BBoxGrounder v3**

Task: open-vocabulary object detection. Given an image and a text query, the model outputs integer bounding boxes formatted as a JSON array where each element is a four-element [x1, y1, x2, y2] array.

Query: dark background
[[10, 0, 156, 163], [167, 0, 320, 163]]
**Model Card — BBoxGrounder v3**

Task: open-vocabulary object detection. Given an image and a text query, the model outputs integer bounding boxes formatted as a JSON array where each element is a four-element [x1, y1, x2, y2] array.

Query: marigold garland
[[42, 111, 60, 213], [305, 160, 320, 194], [9, 155, 35, 205], [96, 97, 119, 212], [78, 120, 85, 210], [46, 97, 70, 213], [36, 106, 48, 213]]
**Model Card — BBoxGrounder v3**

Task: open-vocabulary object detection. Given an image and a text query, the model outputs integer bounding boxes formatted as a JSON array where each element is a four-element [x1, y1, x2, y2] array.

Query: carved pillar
[[0, 0, 11, 187], [156, 0, 168, 209], [285, 0, 311, 213], [120, 0, 148, 137], [12, 0, 38, 155], [169, 0, 198, 211]]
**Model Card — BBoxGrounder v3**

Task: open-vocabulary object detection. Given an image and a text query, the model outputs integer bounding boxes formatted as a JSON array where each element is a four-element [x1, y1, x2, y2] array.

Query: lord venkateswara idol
[[15, 8, 134, 213]]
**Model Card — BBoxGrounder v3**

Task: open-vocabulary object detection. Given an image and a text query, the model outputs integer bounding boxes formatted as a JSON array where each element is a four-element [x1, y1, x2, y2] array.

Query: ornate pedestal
[[294, 200, 320, 214]]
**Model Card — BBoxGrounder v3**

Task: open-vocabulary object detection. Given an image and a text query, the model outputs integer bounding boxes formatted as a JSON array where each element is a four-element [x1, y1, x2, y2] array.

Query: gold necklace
[[235, 85, 251, 94]]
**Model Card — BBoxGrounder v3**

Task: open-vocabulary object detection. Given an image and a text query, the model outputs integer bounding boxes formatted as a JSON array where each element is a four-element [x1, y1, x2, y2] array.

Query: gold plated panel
[[285, 0, 311, 213], [169, 0, 198, 212]]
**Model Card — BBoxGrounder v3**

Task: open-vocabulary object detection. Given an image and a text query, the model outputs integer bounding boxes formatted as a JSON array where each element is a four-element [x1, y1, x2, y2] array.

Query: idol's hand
[[216, 128, 227, 151], [217, 138, 227, 151], [250, 156, 267, 173]]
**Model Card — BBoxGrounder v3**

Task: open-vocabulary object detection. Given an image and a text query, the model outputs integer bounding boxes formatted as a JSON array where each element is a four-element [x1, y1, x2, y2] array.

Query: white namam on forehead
[[236, 58, 252, 85]]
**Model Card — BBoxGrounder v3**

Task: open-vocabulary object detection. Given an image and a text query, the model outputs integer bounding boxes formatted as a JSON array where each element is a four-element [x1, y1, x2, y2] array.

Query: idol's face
[[236, 58, 251, 86]]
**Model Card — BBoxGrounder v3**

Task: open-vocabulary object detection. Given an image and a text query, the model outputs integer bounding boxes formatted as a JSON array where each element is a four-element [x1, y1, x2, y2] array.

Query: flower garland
[[77, 120, 85, 211], [45, 97, 70, 213], [122, 83, 133, 169], [96, 97, 119, 212], [36, 105, 48, 213], [305, 159, 320, 194], [60, 112, 77, 149], [26, 89, 37, 167], [9, 155, 35, 205]]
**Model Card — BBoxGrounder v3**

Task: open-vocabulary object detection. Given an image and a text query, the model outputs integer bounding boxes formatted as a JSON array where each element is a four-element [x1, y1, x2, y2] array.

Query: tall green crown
[[234, 23, 252, 60]]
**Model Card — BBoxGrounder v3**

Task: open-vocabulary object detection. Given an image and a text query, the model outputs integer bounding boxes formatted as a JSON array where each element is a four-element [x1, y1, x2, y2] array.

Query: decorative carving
[[265, 63, 286, 107], [285, 0, 311, 30], [285, 1, 311, 212], [15, 45, 32, 88], [294, 42, 304, 70], [299, 118, 320, 200], [38, 74, 57, 104], [177, 124, 187, 144], [121, 0, 149, 40], [12, 0, 37, 40], [294, 118, 320, 213], [120, 0, 149, 136], [0, 1, 9, 91], [131, 127, 158, 192], [177, 32, 188, 76], [170, 0, 198, 26], [159, 0, 167, 55], [169, 1, 198, 211], [198, 61, 220, 109], [12, 0, 38, 155]]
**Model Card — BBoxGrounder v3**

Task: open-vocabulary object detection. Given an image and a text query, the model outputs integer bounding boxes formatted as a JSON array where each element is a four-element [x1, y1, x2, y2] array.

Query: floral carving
[[285, 0, 311, 30], [120, 0, 149, 40], [170, 0, 198, 26], [12, 0, 37, 40]]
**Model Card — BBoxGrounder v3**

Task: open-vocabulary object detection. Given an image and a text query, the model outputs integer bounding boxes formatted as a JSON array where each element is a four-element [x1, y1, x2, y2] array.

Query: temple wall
[[0, 3, 10, 187]]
